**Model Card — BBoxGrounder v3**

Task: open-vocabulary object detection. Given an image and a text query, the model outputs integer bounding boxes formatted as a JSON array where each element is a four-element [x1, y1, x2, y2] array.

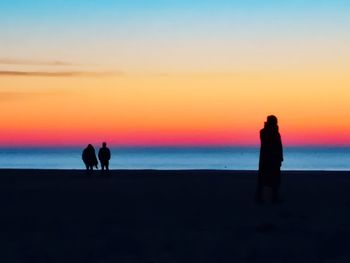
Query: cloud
[[0, 58, 73, 66], [0, 58, 124, 77], [0, 70, 124, 77]]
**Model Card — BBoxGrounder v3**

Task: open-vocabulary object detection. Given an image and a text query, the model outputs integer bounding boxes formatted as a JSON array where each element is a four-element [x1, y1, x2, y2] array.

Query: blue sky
[[2, 0, 350, 21], [1, 0, 350, 72]]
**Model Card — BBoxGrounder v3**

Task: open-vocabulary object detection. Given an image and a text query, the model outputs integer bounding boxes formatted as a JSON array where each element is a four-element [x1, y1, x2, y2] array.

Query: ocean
[[0, 147, 350, 170]]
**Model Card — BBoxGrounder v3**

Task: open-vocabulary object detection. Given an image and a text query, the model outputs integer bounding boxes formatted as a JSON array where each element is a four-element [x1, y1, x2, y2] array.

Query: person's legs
[[255, 176, 264, 204], [100, 161, 109, 171], [271, 170, 281, 203], [271, 186, 280, 203], [85, 164, 92, 174]]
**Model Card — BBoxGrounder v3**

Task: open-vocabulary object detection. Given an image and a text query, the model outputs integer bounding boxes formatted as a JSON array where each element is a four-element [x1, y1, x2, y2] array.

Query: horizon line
[[1, 144, 350, 149]]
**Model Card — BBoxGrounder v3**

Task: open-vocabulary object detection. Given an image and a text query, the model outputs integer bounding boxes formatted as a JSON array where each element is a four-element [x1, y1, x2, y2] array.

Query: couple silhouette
[[82, 142, 111, 171]]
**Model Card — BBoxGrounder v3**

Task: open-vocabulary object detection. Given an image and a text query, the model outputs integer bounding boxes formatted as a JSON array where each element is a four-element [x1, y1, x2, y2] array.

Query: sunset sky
[[1, 0, 350, 146]]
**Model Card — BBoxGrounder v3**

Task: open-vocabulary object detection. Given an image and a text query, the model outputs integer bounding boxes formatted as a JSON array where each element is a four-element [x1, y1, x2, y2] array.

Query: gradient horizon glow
[[1, 0, 350, 147]]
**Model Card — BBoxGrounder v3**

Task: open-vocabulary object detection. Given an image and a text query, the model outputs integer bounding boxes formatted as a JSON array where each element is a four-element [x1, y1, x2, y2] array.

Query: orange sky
[[1, 70, 350, 146]]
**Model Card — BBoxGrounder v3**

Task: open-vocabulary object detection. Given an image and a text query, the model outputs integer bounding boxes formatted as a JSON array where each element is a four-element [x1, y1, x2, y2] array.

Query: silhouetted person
[[82, 144, 98, 171], [256, 115, 283, 203], [98, 142, 111, 171]]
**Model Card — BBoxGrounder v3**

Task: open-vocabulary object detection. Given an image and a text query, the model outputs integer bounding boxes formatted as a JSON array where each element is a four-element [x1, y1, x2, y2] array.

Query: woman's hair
[[265, 115, 279, 131], [267, 115, 278, 126]]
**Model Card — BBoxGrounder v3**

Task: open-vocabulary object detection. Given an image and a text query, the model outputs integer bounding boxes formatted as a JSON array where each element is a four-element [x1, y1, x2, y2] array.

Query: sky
[[0, 0, 350, 146]]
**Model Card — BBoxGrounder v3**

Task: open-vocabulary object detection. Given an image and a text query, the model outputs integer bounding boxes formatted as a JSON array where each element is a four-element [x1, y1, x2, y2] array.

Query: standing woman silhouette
[[82, 144, 98, 171], [256, 115, 283, 203]]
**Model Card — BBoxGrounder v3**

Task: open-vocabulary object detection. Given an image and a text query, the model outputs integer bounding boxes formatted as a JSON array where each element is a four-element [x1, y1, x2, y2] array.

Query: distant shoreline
[[2, 147, 350, 170], [1, 169, 350, 174]]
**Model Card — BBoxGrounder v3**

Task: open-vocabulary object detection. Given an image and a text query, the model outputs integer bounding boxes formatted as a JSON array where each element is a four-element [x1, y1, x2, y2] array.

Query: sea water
[[0, 147, 350, 170]]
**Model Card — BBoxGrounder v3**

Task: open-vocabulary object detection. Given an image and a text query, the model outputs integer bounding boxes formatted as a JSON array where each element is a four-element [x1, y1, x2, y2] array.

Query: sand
[[1, 169, 350, 262]]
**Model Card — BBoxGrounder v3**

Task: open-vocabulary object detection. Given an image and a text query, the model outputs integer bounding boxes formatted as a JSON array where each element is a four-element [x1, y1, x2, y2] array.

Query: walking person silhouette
[[256, 115, 283, 204], [98, 142, 111, 171], [82, 144, 98, 171]]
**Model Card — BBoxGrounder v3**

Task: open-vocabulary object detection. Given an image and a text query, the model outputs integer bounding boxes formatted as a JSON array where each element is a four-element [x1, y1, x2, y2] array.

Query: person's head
[[102, 142, 107, 147], [266, 115, 278, 126], [87, 144, 94, 150], [265, 115, 278, 130]]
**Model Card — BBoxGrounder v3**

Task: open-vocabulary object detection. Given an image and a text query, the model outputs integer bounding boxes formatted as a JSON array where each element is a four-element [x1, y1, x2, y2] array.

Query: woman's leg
[[255, 175, 264, 203]]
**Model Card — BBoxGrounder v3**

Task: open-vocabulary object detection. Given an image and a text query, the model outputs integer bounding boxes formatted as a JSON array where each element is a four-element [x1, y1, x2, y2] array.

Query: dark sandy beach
[[1, 169, 350, 262]]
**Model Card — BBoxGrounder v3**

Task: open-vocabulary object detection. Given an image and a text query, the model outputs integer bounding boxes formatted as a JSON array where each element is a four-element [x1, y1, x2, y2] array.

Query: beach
[[1, 169, 350, 262]]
